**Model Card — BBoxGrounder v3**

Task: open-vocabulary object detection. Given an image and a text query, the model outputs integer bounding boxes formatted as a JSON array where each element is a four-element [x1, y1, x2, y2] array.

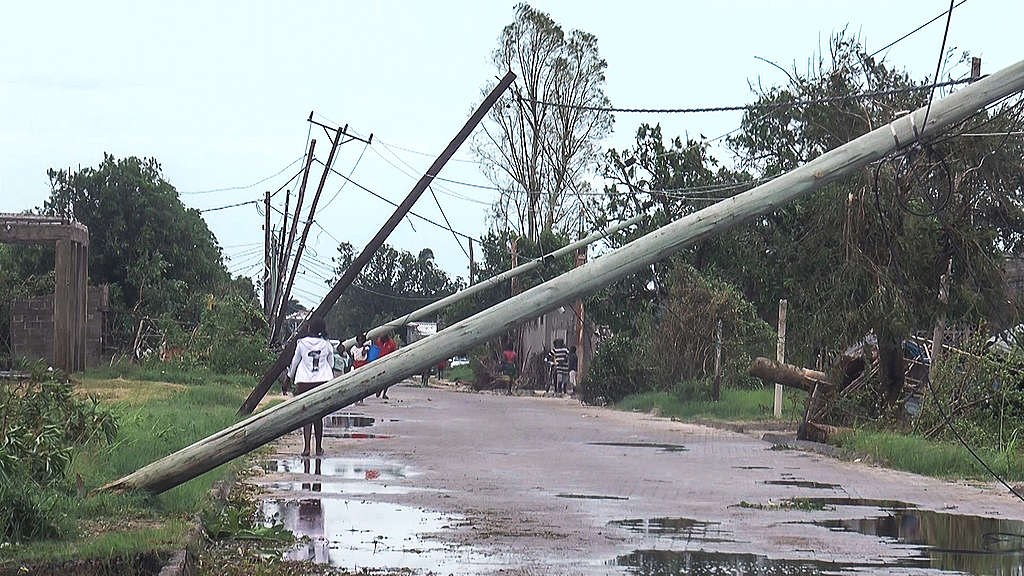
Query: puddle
[[260, 481, 413, 495], [764, 479, 842, 490], [734, 465, 771, 470], [556, 493, 629, 501], [324, 414, 375, 428], [789, 497, 916, 510], [259, 457, 411, 480], [812, 507, 1024, 575], [322, 431, 392, 439], [588, 441, 688, 452], [611, 549, 912, 575], [609, 518, 732, 543], [262, 499, 483, 571]]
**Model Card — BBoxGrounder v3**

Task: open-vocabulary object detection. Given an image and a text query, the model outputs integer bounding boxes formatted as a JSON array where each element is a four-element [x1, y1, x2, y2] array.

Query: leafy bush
[[582, 332, 654, 404], [0, 369, 118, 542]]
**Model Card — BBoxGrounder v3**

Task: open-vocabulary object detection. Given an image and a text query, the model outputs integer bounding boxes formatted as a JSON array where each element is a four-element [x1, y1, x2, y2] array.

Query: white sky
[[2, 1, 1020, 307]]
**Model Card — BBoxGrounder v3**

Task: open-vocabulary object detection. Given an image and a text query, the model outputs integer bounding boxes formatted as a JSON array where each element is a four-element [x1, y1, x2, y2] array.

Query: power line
[[199, 200, 258, 213], [869, 0, 969, 58], [428, 184, 471, 260], [179, 154, 306, 195], [318, 141, 371, 212], [371, 141, 494, 206], [518, 78, 974, 114], [921, 0, 957, 137]]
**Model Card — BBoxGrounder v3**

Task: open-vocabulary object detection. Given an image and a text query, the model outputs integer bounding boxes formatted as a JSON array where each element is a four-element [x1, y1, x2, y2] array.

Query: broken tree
[[102, 58, 1024, 494]]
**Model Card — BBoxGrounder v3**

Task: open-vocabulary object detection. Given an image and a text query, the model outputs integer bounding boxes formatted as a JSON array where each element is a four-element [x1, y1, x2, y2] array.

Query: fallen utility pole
[[335, 211, 648, 351], [239, 70, 517, 415], [102, 59, 1024, 495]]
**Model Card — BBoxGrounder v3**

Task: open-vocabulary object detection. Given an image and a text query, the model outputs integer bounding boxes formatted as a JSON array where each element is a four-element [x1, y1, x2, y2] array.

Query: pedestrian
[[501, 342, 518, 394], [287, 317, 334, 457], [350, 334, 370, 369], [552, 338, 569, 395], [542, 347, 554, 393], [375, 333, 398, 399], [567, 345, 579, 395]]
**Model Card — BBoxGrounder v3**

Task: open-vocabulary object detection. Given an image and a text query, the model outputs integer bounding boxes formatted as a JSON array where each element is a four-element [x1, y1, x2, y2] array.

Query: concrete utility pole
[[335, 212, 649, 351], [468, 238, 475, 285], [102, 58, 1024, 495], [239, 70, 517, 416], [271, 141, 318, 343], [774, 299, 787, 418]]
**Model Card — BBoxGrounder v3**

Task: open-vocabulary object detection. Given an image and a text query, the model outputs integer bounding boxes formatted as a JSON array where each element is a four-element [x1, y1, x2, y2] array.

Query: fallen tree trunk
[[799, 421, 851, 444], [99, 59, 1024, 494], [749, 357, 830, 393]]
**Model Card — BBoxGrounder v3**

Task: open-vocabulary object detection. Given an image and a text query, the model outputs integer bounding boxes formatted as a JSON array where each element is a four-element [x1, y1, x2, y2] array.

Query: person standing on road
[[567, 345, 579, 396], [375, 333, 398, 399], [350, 334, 370, 369], [287, 317, 334, 457], [552, 339, 569, 396], [501, 342, 518, 394]]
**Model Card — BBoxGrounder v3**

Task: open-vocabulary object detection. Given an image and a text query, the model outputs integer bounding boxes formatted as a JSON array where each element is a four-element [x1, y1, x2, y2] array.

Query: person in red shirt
[[501, 342, 518, 394], [375, 333, 398, 399]]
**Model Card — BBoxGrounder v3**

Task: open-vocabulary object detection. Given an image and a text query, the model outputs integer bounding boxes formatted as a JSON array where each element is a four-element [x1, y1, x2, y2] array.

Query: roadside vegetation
[[1, 362, 261, 567], [618, 383, 803, 422]]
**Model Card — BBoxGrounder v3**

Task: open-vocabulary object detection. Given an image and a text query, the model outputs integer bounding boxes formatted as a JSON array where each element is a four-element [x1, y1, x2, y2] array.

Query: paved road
[[253, 382, 1024, 575]]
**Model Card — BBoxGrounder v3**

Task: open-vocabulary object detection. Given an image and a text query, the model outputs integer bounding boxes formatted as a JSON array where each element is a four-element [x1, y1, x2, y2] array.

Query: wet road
[[252, 382, 1024, 575]]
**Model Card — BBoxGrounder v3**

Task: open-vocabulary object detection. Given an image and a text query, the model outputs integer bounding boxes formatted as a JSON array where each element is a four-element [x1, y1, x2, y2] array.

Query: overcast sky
[[2, 1, 1020, 307]]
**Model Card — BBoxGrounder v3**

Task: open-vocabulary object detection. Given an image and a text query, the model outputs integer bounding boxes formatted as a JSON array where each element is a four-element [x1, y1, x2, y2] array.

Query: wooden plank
[[102, 57, 1024, 495]]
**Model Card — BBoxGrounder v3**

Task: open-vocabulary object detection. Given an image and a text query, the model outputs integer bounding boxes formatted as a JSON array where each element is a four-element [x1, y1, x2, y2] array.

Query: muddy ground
[[249, 381, 1024, 575]]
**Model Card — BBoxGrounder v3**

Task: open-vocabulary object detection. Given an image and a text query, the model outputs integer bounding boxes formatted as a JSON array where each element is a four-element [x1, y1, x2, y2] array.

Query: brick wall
[[10, 285, 109, 368]]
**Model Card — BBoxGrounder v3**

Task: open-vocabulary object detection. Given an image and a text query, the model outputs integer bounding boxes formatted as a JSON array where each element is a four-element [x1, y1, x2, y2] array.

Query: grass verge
[[617, 386, 804, 422], [444, 364, 473, 383], [833, 429, 1024, 482], [3, 363, 259, 567]]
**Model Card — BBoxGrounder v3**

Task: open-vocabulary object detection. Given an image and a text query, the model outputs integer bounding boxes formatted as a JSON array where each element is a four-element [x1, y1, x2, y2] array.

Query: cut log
[[749, 357, 830, 393], [799, 421, 851, 444]]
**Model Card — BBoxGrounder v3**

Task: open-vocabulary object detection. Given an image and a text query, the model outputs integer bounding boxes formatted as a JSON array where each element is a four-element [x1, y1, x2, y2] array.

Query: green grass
[[617, 386, 804, 422], [834, 429, 1024, 482], [444, 364, 473, 383], [3, 367, 259, 566]]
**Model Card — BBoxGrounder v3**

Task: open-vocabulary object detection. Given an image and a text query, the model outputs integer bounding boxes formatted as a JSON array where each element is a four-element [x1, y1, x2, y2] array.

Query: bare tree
[[476, 3, 613, 241]]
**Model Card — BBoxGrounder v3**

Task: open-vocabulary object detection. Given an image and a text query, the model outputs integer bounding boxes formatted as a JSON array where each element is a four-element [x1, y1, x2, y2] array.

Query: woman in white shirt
[[287, 317, 335, 456]]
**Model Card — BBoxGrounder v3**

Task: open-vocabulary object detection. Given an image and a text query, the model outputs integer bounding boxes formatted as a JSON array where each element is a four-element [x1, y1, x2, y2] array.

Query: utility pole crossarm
[[103, 59, 1024, 495]]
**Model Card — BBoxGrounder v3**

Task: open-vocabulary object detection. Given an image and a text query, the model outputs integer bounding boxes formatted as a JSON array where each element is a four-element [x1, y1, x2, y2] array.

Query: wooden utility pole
[[269, 189, 291, 338], [263, 190, 272, 318], [277, 127, 345, 344], [774, 299, 787, 418], [239, 70, 517, 416], [509, 238, 519, 295], [271, 141, 318, 343], [713, 318, 723, 402], [468, 238, 475, 285], [103, 58, 1024, 495]]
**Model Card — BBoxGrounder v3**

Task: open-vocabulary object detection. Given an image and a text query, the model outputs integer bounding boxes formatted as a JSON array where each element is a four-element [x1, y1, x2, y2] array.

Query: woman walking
[[287, 317, 335, 457]]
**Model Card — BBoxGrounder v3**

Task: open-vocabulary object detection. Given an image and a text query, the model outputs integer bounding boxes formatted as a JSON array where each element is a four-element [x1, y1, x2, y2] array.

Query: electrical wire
[[869, 0, 969, 58], [428, 184, 471, 260], [318, 140, 370, 212], [179, 154, 307, 195], [920, 0, 957, 137], [199, 200, 258, 213], [518, 78, 973, 114]]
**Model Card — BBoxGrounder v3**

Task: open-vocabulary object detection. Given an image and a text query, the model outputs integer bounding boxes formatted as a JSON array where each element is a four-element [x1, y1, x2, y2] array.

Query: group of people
[[285, 318, 399, 457], [500, 338, 579, 396]]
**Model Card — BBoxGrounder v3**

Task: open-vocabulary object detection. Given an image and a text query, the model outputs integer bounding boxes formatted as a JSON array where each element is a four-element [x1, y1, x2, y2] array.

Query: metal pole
[[105, 58, 1024, 494], [240, 70, 517, 415]]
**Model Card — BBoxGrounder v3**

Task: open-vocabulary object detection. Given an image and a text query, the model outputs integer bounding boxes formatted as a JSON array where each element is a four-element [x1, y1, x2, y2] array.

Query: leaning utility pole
[[101, 58, 1024, 495], [269, 189, 291, 338], [239, 70, 517, 415], [271, 141, 318, 343], [263, 190, 272, 318]]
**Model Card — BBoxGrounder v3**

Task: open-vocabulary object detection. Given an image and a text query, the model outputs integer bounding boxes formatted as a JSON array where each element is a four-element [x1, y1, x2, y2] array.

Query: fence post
[[774, 299, 787, 418], [713, 318, 722, 402]]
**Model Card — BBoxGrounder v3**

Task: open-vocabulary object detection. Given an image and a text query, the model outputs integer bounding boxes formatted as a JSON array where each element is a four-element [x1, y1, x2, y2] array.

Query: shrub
[[582, 332, 654, 404]]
